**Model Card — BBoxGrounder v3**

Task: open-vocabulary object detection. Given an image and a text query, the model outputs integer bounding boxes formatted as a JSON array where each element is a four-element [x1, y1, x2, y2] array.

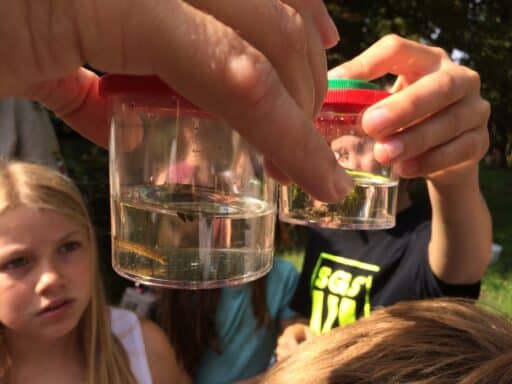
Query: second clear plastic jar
[[100, 75, 277, 288], [280, 80, 398, 229]]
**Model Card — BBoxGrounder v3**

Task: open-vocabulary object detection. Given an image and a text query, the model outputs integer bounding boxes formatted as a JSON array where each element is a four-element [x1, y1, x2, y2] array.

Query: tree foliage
[[325, 0, 512, 162]]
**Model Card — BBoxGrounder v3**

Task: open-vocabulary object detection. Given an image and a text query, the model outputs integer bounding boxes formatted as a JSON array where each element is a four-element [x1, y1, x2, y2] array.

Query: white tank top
[[110, 307, 153, 384]]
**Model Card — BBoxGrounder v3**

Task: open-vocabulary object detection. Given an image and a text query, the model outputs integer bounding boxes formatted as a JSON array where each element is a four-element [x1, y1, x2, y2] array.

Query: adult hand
[[0, 0, 352, 202], [329, 35, 490, 186], [275, 322, 314, 361]]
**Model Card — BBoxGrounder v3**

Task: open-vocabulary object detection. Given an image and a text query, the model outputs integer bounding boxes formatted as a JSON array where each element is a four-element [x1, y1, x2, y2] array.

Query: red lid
[[323, 89, 390, 113], [99, 75, 205, 113]]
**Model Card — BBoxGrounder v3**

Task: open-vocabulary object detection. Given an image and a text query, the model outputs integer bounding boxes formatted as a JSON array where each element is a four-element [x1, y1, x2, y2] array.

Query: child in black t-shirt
[[276, 36, 492, 361]]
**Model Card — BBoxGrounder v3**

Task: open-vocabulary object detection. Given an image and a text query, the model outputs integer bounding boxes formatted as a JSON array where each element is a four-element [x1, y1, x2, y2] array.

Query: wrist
[[427, 165, 484, 217], [427, 164, 480, 196]]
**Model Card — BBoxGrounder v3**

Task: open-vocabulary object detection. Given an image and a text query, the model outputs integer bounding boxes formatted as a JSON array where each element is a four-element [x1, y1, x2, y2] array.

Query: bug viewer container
[[279, 79, 398, 230], [100, 75, 277, 289]]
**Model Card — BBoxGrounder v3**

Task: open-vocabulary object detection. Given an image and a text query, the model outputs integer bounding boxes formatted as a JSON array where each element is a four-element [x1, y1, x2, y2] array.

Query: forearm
[[428, 166, 492, 284]]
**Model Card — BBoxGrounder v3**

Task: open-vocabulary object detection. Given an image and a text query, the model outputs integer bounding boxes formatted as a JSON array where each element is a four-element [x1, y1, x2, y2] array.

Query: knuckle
[[223, 52, 279, 109], [380, 34, 406, 55], [481, 99, 492, 122], [436, 70, 459, 99], [281, 0, 308, 14], [430, 46, 450, 60], [464, 67, 481, 90]]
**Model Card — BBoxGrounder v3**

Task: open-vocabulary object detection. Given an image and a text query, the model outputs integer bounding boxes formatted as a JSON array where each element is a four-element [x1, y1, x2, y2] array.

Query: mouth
[[37, 299, 74, 317]]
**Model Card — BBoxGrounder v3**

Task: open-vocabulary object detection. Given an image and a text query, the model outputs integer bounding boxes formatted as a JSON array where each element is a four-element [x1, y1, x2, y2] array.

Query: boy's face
[[0, 206, 92, 341]]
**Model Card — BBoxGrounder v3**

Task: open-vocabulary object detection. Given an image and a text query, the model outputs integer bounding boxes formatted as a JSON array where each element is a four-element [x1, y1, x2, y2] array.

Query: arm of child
[[426, 169, 492, 284], [140, 319, 192, 384], [330, 35, 492, 285]]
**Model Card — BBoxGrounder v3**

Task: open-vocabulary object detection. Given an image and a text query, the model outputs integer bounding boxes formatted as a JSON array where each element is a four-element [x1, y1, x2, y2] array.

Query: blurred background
[[49, 1, 512, 312]]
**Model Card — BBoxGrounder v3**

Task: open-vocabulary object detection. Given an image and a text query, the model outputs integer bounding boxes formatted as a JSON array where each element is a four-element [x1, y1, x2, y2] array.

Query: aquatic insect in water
[[115, 238, 166, 264]]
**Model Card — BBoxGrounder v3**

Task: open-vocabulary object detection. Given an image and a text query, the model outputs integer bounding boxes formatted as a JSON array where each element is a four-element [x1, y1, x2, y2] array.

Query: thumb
[[328, 35, 446, 82], [24, 68, 110, 148]]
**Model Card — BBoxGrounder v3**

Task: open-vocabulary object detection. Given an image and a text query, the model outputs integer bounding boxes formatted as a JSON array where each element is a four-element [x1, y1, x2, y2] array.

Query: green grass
[[480, 168, 512, 315]]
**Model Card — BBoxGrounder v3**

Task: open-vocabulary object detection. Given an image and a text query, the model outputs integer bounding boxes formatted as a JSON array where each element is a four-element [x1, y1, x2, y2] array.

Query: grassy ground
[[480, 168, 512, 314], [278, 167, 512, 315]]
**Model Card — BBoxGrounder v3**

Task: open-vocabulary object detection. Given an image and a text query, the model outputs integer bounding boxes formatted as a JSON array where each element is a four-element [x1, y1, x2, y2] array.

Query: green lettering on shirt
[[309, 252, 380, 332]]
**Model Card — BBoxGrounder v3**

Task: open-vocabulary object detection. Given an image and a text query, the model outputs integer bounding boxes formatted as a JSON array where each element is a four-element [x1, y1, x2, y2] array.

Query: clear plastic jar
[[279, 79, 398, 229], [100, 75, 277, 288]]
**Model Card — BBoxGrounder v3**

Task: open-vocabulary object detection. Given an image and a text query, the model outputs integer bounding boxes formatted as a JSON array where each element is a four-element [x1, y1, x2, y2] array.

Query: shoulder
[[140, 319, 191, 384], [268, 258, 299, 286], [139, 319, 172, 359], [265, 259, 300, 315], [272, 258, 299, 276]]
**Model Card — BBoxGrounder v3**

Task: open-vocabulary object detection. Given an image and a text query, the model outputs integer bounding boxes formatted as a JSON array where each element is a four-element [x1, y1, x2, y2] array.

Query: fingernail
[[322, 16, 340, 49], [362, 108, 392, 136], [377, 140, 404, 161], [333, 166, 354, 199]]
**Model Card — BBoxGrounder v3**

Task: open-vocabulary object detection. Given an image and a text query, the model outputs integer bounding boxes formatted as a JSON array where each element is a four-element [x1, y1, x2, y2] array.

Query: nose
[[35, 259, 65, 295]]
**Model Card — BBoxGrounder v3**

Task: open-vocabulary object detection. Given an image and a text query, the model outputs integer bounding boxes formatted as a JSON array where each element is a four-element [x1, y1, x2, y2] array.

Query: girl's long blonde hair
[[0, 161, 137, 384], [264, 298, 512, 384]]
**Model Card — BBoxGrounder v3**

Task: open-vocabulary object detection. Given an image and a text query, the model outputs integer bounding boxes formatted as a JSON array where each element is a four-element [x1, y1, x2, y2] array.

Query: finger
[[285, 338, 300, 350], [275, 338, 298, 359], [187, 0, 316, 117], [394, 127, 489, 178], [146, 3, 348, 202], [308, 0, 340, 48], [275, 346, 292, 361], [362, 65, 481, 138], [374, 96, 491, 164], [264, 158, 292, 184], [304, 326, 315, 340], [283, 0, 329, 115], [74, 1, 351, 202], [26, 68, 110, 147], [328, 34, 448, 81]]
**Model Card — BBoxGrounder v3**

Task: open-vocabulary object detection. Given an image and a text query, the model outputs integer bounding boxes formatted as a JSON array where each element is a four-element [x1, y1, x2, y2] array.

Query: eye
[[356, 141, 365, 154], [335, 148, 349, 162], [1, 257, 31, 271], [58, 241, 82, 255]]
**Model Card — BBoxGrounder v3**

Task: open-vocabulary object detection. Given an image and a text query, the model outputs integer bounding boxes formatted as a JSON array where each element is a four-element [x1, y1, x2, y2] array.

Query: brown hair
[[157, 276, 270, 378], [263, 298, 512, 384], [0, 161, 137, 384]]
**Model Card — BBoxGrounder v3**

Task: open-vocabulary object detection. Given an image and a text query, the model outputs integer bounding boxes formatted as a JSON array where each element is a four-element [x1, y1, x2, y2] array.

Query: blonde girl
[[0, 161, 188, 384]]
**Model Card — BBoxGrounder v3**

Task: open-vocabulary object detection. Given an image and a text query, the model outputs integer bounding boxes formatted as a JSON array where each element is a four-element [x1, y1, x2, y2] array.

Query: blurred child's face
[[0, 206, 92, 341]]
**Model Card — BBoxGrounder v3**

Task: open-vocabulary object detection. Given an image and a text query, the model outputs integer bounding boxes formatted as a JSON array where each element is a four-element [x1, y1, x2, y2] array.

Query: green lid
[[328, 78, 380, 90]]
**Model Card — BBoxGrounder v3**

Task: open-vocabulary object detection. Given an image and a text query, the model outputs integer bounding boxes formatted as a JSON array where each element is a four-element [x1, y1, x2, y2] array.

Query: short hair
[[264, 299, 512, 384]]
